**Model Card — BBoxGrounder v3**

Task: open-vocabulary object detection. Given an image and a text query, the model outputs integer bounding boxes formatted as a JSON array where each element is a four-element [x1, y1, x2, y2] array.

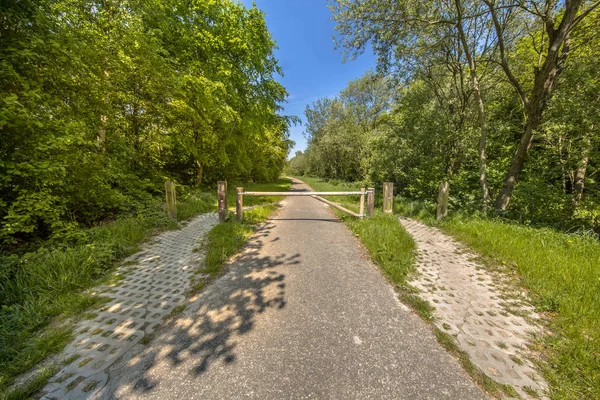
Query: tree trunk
[[495, 110, 538, 211], [475, 90, 490, 210], [455, 0, 490, 210], [486, 0, 580, 211], [195, 160, 203, 185], [572, 135, 590, 210], [558, 135, 567, 194], [97, 115, 107, 152]]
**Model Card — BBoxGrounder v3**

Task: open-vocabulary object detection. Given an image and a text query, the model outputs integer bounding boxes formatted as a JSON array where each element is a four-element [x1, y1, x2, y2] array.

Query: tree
[[484, 0, 600, 210], [303, 71, 391, 181], [329, 0, 600, 211], [0, 0, 293, 245]]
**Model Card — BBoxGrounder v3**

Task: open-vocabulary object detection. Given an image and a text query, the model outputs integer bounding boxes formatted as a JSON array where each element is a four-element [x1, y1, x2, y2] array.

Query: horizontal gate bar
[[243, 191, 368, 196]]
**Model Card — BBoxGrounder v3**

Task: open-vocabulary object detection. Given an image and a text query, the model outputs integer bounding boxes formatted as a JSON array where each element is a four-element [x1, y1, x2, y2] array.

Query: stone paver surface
[[101, 179, 486, 399], [41, 213, 218, 399], [400, 217, 548, 399]]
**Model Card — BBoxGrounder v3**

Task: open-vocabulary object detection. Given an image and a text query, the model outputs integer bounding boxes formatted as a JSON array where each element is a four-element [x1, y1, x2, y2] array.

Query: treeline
[[290, 0, 599, 230], [0, 0, 292, 247]]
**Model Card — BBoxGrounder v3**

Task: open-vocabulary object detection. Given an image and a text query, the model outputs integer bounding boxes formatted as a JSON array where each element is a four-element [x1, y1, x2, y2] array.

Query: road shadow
[[109, 221, 300, 396]]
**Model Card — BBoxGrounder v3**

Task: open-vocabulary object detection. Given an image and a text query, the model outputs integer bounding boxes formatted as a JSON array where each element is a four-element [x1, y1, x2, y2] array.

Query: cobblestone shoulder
[[40, 213, 218, 400], [400, 217, 548, 399]]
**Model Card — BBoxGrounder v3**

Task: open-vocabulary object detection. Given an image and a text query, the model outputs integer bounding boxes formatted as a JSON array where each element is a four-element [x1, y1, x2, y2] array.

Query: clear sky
[[238, 0, 376, 156]]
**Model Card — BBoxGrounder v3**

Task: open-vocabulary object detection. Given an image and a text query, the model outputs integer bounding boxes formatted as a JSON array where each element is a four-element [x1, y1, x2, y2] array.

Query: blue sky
[[239, 0, 376, 156]]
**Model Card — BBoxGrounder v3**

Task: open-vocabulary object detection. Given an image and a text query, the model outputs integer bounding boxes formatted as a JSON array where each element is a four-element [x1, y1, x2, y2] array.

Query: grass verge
[[190, 178, 291, 292], [203, 204, 280, 277], [441, 217, 600, 400], [0, 180, 290, 397], [296, 176, 416, 281], [387, 191, 599, 399]]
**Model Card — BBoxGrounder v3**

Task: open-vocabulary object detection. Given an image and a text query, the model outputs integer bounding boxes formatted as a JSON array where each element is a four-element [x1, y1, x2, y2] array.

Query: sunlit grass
[[386, 191, 600, 399], [204, 204, 279, 277], [196, 179, 291, 295], [226, 178, 292, 208], [294, 176, 416, 286], [442, 217, 600, 399]]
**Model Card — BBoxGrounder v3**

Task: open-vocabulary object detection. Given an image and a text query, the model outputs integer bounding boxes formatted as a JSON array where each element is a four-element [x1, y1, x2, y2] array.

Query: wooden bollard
[[359, 188, 366, 219], [367, 187, 375, 217], [236, 187, 243, 222], [383, 182, 393, 214], [218, 181, 227, 223], [436, 181, 449, 220], [165, 180, 177, 220]]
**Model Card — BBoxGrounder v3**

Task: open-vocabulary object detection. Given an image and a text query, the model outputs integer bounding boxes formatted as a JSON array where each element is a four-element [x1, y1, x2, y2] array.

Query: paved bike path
[[107, 179, 486, 399]]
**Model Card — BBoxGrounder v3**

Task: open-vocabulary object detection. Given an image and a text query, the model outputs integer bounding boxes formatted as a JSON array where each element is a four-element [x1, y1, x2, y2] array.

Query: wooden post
[[236, 187, 243, 222], [359, 188, 365, 219], [218, 181, 227, 223], [165, 181, 177, 220], [436, 181, 450, 220], [383, 182, 393, 214], [367, 187, 375, 217]]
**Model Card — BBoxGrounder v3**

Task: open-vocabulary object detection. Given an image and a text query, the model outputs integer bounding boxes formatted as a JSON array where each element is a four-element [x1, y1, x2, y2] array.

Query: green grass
[[176, 191, 217, 221], [343, 212, 416, 284], [0, 181, 286, 395], [186, 179, 291, 303], [387, 192, 600, 398], [2, 366, 59, 400], [441, 217, 600, 399], [227, 178, 291, 208], [203, 204, 279, 277], [434, 329, 519, 398]]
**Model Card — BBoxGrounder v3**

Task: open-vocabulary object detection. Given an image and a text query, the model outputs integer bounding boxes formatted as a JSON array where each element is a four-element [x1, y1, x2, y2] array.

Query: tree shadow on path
[[112, 220, 300, 396]]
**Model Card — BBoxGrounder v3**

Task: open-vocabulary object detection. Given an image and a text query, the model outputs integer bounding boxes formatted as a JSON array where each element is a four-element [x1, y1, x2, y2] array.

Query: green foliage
[[286, 151, 308, 176], [0, 0, 293, 247], [300, 71, 391, 182], [228, 178, 292, 208], [442, 217, 600, 399], [295, 21, 599, 230]]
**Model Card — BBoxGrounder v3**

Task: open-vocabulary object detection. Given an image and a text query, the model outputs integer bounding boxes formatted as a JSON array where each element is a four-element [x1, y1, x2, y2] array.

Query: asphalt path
[[108, 178, 486, 399]]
